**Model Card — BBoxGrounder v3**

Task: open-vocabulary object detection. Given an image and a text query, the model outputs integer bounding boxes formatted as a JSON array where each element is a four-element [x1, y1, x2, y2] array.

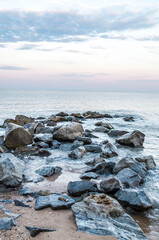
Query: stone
[[52, 140, 61, 149], [35, 126, 53, 134], [85, 157, 105, 166], [35, 166, 62, 177], [76, 136, 92, 145], [84, 129, 98, 138], [80, 172, 98, 180], [35, 148, 51, 157], [5, 123, 33, 149], [100, 177, 122, 193], [100, 143, 118, 158], [113, 157, 147, 179], [56, 112, 68, 117], [85, 144, 102, 153], [115, 189, 153, 211], [0, 218, 16, 230], [46, 121, 57, 127], [19, 187, 34, 196], [15, 115, 34, 125], [108, 129, 129, 137], [72, 194, 147, 240], [135, 155, 156, 170], [93, 127, 109, 133], [48, 115, 67, 122], [35, 194, 75, 210], [68, 146, 86, 159], [116, 168, 141, 188], [67, 181, 98, 197], [70, 140, 83, 150], [53, 123, 84, 141], [36, 142, 49, 148], [116, 130, 145, 147], [86, 162, 115, 176], [0, 146, 4, 153], [123, 116, 134, 122], [71, 113, 83, 118], [0, 153, 24, 187], [34, 133, 53, 145], [14, 200, 30, 208], [25, 226, 56, 237]]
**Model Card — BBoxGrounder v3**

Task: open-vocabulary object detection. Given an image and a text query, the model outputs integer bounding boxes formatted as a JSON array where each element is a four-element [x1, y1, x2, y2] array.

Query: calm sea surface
[[0, 90, 159, 239]]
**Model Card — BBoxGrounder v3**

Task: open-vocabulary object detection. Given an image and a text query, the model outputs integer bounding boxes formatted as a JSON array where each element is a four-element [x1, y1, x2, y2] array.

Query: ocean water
[[0, 89, 159, 239]]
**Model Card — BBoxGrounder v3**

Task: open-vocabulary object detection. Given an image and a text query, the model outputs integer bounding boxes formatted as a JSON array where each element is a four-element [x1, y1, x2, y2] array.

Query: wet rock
[[95, 122, 113, 129], [35, 126, 53, 134], [85, 144, 102, 153], [100, 143, 118, 158], [85, 157, 105, 166], [70, 140, 83, 150], [83, 111, 112, 119], [115, 189, 153, 211], [25, 226, 56, 237], [34, 133, 53, 145], [14, 200, 30, 208], [116, 168, 141, 188], [108, 129, 129, 137], [100, 177, 122, 194], [28, 122, 43, 135], [93, 127, 109, 133], [135, 155, 156, 170], [35, 194, 75, 210], [52, 140, 61, 149], [101, 140, 109, 145], [15, 115, 34, 125], [35, 165, 62, 177], [0, 218, 16, 230], [67, 181, 98, 197], [71, 113, 83, 118], [48, 115, 67, 122], [5, 123, 33, 149], [86, 162, 115, 175], [113, 157, 147, 179], [76, 136, 92, 145], [53, 123, 84, 141], [56, 112, 68, 117], [15, 145, 39, 155], [0, 146, 4, 153], [80, 172, 98, 180], [0, 153, 24, 187], [36, 142, 49, 148], [116, 130, 145, 147], [46, 121, 57, 127], [72, 194, 147, 240], [0, 199, 12, 204], [68, 146, 86, 159], [19, 187, 34, 196], [123, 116, 134, 122]]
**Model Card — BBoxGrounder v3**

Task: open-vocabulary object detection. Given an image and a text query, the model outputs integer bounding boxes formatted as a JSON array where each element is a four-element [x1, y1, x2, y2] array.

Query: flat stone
[[67, 181, 98, 197], [25, 226, 56, 237], [108, 130, 129, 137], [86, 162, 115, 175], [14, 200, 30, 208], [85, 144, 102, 153], [80, 172, 98, 180], [0, 218, 16, 230], [35, 166, 62, 177]]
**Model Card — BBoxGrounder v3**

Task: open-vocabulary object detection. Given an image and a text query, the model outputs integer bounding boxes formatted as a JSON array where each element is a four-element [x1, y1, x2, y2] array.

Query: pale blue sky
[[0, 0, 159, 90]]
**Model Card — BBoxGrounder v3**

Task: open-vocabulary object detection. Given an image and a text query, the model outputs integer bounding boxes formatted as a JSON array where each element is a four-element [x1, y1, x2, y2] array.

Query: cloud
[[0, 6, 158, 42], [0, 65, 29, 70]]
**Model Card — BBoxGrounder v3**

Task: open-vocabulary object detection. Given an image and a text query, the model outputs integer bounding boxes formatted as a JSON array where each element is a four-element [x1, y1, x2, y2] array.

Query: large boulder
[[115, 189, 153, 211], [113, 157, 147, 179], [67, 181, 98, 197], [72, 194, 147, 240], [85, 144, 102, 153], [100, 143, 118, 158], [35, 165, 62, 177], [100, 177, 122, 194], [135, 155, 156, 170], [53, 123, 84, 141], [86, 161, 115, 176], [116, 130, 145, 147], [15, 115, 34, 125], [34, 133, 53, 145], [108, 129, 129, 137], [5, 123, 32, 149], [116, 168, 141, 188], [0, 153, 24, 187]]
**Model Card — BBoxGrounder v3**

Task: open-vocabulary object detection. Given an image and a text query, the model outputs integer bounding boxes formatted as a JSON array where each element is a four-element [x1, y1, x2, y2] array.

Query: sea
[[0, 89, 159, 239]]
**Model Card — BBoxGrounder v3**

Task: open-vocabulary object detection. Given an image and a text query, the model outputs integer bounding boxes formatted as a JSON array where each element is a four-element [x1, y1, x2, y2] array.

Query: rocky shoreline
[[0, 111, 157, 239]]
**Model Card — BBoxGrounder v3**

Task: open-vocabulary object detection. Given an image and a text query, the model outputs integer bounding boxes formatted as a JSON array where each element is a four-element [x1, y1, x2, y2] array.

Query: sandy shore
[[0, 194, 117, 240]]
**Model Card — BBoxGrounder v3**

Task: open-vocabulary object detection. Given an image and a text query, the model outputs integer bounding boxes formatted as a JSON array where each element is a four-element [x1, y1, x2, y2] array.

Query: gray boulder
[[67, 181, 98, 197], [108, 130, 129, 137], [34, 133, 53, 145], [68, 146, 86, 159], [76, 136, 92, 145], [53, 123, 84, 141], [135, 155, 156, 170], [116, 168, 141, 188], [116, 130, 145, 147], [0, 153, 24, 187], [80, 172, 98, 180], [85, 144, 102, 153], [86, 162, 115, 175], [35, 165, 62, 177], [72, 194, 147, 240], [0, 218, 16, 230], [93, 127, 109, 133], [115, 189, 153, 211], [100, 143, 118, 158], [70, 140, 83, 150], [100, 177, 122, 193], [5, 123, 33, 149]]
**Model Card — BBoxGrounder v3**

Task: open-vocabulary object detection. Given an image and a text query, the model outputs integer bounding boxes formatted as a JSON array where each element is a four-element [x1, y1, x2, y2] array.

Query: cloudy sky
[[0, 0, 159, 90]]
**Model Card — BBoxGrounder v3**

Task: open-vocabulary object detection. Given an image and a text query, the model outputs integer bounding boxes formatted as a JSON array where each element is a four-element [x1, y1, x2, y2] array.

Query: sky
[[0, 0, 159, 91]]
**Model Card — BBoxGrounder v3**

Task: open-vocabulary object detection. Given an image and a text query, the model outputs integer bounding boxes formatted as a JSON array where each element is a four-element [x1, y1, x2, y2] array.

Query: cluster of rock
[[0, 112, 157, 239]]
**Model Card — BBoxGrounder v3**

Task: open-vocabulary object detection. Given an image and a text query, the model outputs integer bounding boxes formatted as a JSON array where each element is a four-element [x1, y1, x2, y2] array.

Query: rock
[[34, 133, 53, 145], [52, 140, 61, 149], [35, 166, 62, 177], [85, 157, 105, 166], [93, 127, 109, 133], [36, 142, 49, 148], [115, 189, 153, 211], [67, 181, 98, 197], [72, 194, 147, 240], [100, 177, 122, 193], [53, 123, 84, 142], [19, 187, 34, 196], [80, 172, 98, 180], [83, 111, 112, 119], [35, 194, 75, 210], [123, 116, 134, 122], [100, 143, 118, 158], [48, 115, 67, 122], [135, 155, 156, 170], [116, 130, 145, 147], [15, 145, 39, 155], [68, 146, 86, 159], [0, 218, 16, 230], [35, 126, 53, 134], [70, 140, 83, 150], [35, 148, 51, 157], [95, 122, 113, 129], [15, 115, 34, 125], [108, 129, 129, 137], [113, 157, 147, 179], [116, 168, 141, 188], [25, 226, 56, 237], [5, 123, 33, 149], [46, 121, 57, 127], [56, 112, 68, 117], [0, 146, 4, 153], [76, 136, 92, 145], [85, 144, 102, 153], [86, 162, 115, 175], [101, 140, 109, 145], [14, 200, 30, 208], [71, 113, 83, 118], [0, 153, 24, 187]]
